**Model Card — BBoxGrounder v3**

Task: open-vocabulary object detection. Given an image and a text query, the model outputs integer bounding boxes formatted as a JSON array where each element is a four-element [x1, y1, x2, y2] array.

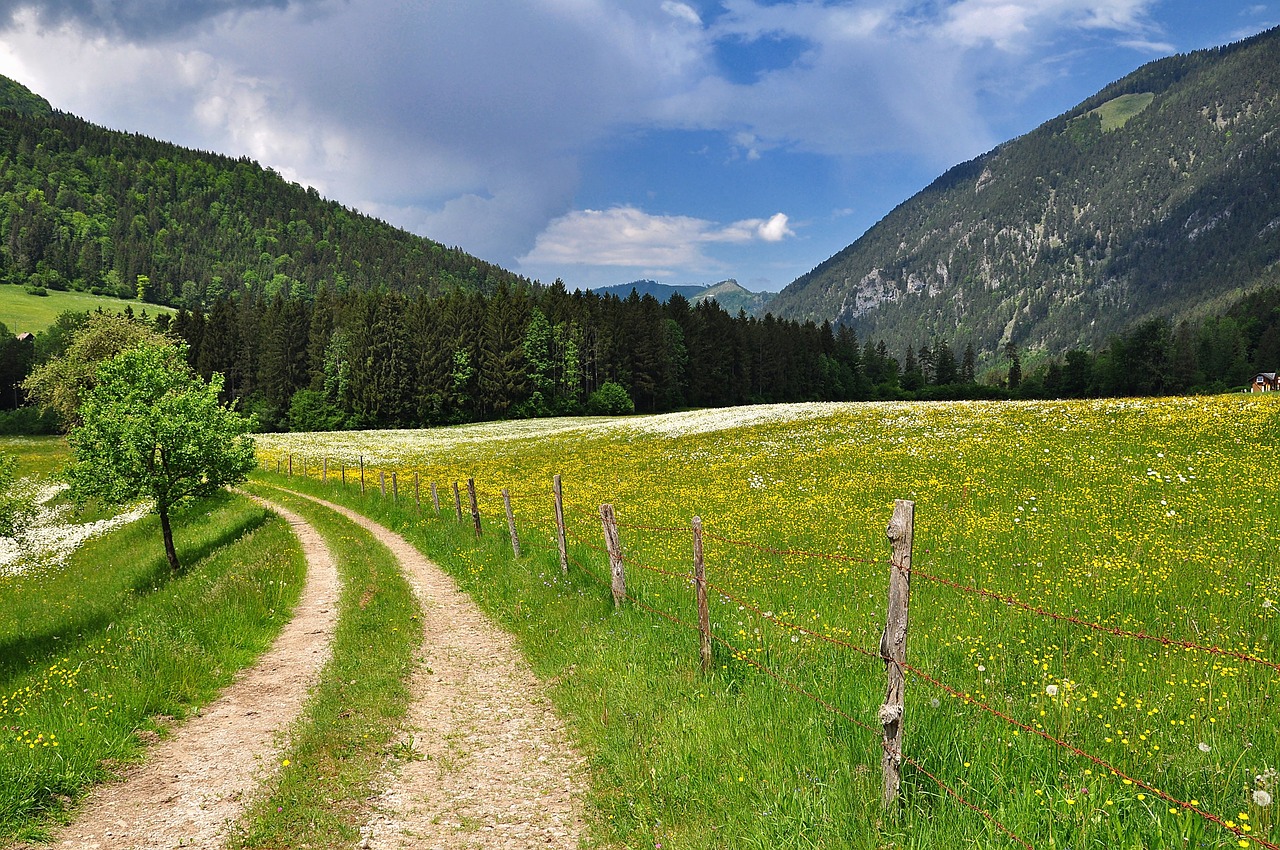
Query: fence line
[[259, 454, 1277, 848], [268, 454, 1279, 674], [567, 549, 1035, 849]]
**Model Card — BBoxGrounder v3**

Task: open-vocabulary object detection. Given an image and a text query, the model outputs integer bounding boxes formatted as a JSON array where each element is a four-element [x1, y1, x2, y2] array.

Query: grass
[[231, 482, 422, 849], [1090, 92, 1156, 132], [259, 395, 1280, 849], [0, 491, 305, 843], [0, 436, 67, 479], [0, 284, 174, 335]]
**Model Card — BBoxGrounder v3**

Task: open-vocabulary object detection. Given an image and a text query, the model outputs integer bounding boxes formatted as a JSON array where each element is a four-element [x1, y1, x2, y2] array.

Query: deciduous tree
[[66, 343, 256, 572]]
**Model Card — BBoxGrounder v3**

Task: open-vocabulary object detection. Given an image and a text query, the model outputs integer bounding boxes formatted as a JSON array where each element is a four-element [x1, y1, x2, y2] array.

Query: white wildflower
[[1045, 684, 1059, 697], [1197, 742, 1211, 753], [1253, 789, 1273, 807]]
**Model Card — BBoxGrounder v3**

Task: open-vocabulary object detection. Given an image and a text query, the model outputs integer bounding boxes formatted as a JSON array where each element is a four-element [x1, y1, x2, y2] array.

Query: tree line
[[5, 283, 1277, 434]]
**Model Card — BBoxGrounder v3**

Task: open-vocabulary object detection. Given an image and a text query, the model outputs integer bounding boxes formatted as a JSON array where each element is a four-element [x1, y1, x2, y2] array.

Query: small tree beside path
[[66, 342, 257, 572]]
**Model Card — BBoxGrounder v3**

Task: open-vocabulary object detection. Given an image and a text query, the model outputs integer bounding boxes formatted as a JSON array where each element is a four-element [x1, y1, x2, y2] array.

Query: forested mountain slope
[[0, 76, 527, 307], [769, 26, 1280, 360]]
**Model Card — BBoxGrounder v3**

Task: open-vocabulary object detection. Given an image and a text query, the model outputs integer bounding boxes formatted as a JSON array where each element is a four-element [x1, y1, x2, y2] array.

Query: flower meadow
[[266, 395, 1276, 848]]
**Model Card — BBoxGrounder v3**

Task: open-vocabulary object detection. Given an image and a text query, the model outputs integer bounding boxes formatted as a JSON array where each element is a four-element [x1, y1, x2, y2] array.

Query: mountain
[[590, 280, 706, 300], [0, 75, 527, 308], [768, 26, 1280, 359], [590, 278, 774, 315]]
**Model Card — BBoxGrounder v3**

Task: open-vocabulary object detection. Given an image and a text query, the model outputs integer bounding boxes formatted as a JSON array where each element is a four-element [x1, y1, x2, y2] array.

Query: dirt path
[[32, 498, 341, 850], [277, 490, 588, 850]]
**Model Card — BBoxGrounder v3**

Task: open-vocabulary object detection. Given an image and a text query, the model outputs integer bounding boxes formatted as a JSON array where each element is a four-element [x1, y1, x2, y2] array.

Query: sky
[[0, 1, 1274, 293]]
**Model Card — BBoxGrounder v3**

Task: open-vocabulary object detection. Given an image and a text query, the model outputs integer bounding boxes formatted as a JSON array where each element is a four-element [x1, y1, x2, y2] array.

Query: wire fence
[[262, 452, 1279, 850]]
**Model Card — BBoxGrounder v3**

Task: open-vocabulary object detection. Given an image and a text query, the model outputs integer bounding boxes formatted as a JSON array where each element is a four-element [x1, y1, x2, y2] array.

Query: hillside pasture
[[1090, 92, 1157, 131], [263, 395, 1280, 848], [0, 284, 174, 335]]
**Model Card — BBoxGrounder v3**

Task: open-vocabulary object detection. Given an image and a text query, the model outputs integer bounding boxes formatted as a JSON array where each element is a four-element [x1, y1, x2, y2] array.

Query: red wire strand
[[910, 563, 1280, 674], [901, 659, 1279, 850]]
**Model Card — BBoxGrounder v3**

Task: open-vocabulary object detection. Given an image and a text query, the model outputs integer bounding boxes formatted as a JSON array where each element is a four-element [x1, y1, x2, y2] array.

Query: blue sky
[[0, 0, 1274, 293]]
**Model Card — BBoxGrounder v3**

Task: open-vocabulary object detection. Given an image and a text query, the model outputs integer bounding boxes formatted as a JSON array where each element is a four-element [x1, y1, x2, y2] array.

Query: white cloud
[[0, 0, 1172, 283], [757, 212, 794, 242], [521, 206, 794, 269], [660, 1, 701, 26]]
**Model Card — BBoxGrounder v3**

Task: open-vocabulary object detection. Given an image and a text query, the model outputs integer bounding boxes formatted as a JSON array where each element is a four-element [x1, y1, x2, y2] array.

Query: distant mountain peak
[[589, 278, 774, 316]]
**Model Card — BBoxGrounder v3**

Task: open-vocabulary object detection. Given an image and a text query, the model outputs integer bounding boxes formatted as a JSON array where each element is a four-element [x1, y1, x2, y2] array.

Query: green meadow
[[2, 394, 1277, 848], [262, 395, 1280, 849], [0, 284, 175, 335]]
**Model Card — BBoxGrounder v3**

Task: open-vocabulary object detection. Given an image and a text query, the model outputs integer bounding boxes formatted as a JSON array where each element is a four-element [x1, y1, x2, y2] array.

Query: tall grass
[[0, 492, 305, 842], [260, 396, 1280, 849]]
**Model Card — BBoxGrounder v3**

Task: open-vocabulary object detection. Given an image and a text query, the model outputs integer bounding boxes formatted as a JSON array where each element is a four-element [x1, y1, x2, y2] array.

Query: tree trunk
[[159, 503, 181, 573]]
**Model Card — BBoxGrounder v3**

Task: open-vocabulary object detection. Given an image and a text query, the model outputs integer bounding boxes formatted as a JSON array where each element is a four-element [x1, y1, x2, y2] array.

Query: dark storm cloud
[[0, 0, 312, 39]]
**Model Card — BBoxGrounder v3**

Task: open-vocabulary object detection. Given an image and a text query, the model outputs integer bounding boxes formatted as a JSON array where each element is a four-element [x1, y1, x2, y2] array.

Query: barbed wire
[[910, 562, 1280, 674], [900, 658, 1280, 850]]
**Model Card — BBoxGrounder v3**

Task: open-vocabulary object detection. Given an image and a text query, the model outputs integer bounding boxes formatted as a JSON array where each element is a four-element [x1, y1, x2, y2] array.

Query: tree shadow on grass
[[0, 493, 270, 684]]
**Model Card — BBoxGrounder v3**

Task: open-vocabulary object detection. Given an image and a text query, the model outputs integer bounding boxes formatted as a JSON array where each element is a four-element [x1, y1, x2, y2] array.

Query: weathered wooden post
[[431, 482, 441, 513], [880, 499, 914, 809], [553, 474, 568, 574], [276, 459, 281, 475], [453, 482, 463, 522], [600, 504, 625, 609], [359, 456, 365, 495], [392, 472, 398, 503], [503, 488, 520, 557], [342, 464, 346, 486], [379, 470, 386, 497], [467, 478, 482, 537], [693, 516, 712, 674]]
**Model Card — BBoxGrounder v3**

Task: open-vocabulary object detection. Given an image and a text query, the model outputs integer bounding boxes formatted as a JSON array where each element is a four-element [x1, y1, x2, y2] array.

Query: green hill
[[0, 76, 527, 309], [768, 26, 1280, 360], [0, 76, 50, 117]]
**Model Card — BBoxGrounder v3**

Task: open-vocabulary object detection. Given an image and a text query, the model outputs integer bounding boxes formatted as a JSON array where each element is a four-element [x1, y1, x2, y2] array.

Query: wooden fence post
[[392, 472, 398, 502], [880, 499, 914, 809], [360, 456, 365, 495], [693, 516, 712, 674], [600, 504, 625, 609], [276, 459, 281, 474], [431, 482, 440, 513], [453, 482, 463, 522], [467, 478, 481, 537], [342, 464, 346, 487], [503, 489, 520, 557], [380, 470, 386, 497], [553, 474, 568, 574]]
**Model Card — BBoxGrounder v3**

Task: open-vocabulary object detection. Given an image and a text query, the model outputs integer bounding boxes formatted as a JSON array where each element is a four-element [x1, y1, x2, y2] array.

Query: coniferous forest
[[6, 281, 1277, 434]]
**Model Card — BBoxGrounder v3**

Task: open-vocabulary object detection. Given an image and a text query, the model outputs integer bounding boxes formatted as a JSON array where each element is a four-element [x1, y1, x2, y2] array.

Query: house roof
[[1255, 372, 1277, 380]]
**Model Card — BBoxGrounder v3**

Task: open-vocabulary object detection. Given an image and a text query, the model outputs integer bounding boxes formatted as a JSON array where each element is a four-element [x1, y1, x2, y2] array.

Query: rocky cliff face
[[769, 27, 1280, 359]]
